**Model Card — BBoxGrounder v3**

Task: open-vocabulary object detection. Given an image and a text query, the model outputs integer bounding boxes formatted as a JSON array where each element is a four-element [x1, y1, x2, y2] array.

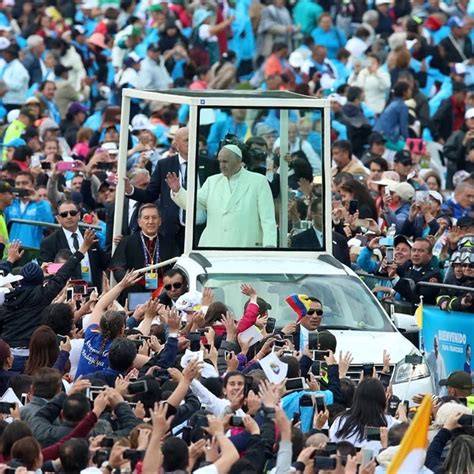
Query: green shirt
[[2, 119, 26, 162], [293, 0, 323, 35]]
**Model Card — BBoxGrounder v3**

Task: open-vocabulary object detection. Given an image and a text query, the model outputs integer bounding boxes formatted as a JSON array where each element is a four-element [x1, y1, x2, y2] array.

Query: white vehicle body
[[174, 253, 434, 402]]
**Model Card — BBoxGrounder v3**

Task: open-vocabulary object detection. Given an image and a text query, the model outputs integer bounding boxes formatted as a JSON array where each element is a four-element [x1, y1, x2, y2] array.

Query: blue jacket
[[5, 199, 54, 249], [373, 98, 409, 142], [207, 117, 248, 157], [383, 201, 411, 234]]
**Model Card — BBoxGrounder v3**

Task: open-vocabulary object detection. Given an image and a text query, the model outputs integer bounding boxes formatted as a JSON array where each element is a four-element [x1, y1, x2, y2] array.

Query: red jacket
[[237, 302, 260, 334]]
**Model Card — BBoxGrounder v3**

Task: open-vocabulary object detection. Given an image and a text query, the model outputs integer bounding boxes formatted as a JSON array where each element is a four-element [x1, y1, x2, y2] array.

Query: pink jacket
[[237, 302, 260, 334]]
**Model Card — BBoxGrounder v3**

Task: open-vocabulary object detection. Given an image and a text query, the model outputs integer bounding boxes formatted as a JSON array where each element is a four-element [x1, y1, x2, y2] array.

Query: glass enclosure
[[198, 273, 394, 331], [189, 106, 326, 251]]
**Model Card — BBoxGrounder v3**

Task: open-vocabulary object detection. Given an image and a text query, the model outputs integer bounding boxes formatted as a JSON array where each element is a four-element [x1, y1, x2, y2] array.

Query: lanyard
[[139, 232, 160, 266]]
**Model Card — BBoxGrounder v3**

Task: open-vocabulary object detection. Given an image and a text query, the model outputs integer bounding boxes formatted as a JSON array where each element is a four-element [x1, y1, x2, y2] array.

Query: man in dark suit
[[38, 200, 109, 291], [290, 199, 350, 266], [388, 238, 442, 304], [105, 168, 151, 251], [110, 203, 178, 296], [124, 127, 219, 252]]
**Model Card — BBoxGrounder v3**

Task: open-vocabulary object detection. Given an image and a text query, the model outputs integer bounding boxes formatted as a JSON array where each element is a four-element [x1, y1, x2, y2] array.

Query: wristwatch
[[101, 461, 113, 473]]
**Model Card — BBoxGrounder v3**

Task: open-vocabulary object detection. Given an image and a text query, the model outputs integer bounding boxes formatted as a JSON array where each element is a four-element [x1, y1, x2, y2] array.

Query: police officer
[[387, 237, 442, 303]]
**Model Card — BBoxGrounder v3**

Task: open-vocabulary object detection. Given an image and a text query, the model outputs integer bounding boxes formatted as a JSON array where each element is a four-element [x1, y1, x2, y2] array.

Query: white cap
[[7, 109, 20, 124], [81, 0, 100, 8], [465, 108, 474, 120], [289, 51, 304, 68], [453, 62, 467, 76], [130, 114, 153, 132], [328, 93, 347, 106], [375, 0, 391, 5], [101, 142, 119, 154], [390, 182, 415, 201], [429, 190, 443, 204], [0, 37, 10, 50]]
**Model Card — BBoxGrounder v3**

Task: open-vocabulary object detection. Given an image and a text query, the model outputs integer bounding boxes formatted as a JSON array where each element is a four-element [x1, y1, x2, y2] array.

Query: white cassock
[[171, 168, 277, 247]]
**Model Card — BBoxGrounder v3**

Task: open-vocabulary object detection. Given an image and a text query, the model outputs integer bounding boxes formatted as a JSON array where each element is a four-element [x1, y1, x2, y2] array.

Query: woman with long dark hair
[[339, 178, 378, 221], [330, 378, 399, 450]]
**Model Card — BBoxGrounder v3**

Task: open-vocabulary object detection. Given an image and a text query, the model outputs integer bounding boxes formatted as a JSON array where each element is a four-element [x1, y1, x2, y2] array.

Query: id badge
[[81, 265, 91, 282], [145, 272, 158, 290]]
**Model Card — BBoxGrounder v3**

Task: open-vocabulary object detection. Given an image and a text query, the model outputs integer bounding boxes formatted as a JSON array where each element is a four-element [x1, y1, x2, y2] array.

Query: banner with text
[[421, 306, 472, 395]]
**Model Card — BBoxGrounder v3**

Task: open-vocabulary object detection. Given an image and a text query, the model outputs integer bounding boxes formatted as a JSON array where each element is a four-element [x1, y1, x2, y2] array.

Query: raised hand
[[165, 172, 180, 193], [240, 283, 257, 297], [7, 240, 24, 263], [119, 270, 142, 289], [80, 229, 98, 252], [339, 351, 353, 378]]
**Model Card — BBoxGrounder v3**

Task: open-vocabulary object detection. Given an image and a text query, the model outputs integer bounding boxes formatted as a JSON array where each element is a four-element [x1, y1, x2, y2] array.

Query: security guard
[[387, 238, 442, 304]]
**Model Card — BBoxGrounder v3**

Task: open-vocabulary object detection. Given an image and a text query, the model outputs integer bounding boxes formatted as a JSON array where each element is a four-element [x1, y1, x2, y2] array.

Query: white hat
[[390, 182, 415, 201], [453, 62, 467, 76], [372, 178, 398, 187], [375, 0, 391, 5], [328, 93, 347, 106], [0, 37, 10, 50], [6, 109, 20, 124], [289, 51, 304, 69], [175, 290, 203, 312], [0, 273, 23, 287], [101, 142, 119, 154], [130, 114, 153, 132], [428, 190, 443, 204], [81, 0, 100, 8], [465, 108, 474, 120]]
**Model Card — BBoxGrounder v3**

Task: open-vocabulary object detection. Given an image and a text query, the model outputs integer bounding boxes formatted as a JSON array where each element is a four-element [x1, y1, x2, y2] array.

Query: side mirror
[[392, 312, 419, 334]]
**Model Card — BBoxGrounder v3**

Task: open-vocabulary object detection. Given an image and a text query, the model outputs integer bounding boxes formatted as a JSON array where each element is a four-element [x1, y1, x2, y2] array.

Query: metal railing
[[8, 218, 101, 231]]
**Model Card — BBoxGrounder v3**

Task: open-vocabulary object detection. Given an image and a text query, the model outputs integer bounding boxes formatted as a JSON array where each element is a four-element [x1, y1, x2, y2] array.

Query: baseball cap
[[368, 132, 386, 145], [175, 291, 202, 312], [68, 102, 88, 115], [465, 108, 474, 120], [0, 181, 21, 194], [457, 216, 474, 228], [394, 149, 413, 166], [390, 182, 415, 201], [1, 138, 27, 148], [0, 37, 11, 50], [255, 123, 277, 137], [452, 63, 467, 76], [101, 142, 119, 155], [447, 17, 464, 28], [394, 234, 413, 248], [453, 170, 471, 187], [327, 93, 347, 106], [123, 52, 142, 67], [289, 51, 304, 68], [317, 331, 337, 352], [428, 190, 443, 205], [375, 0, 390, 5], [439, 371, 472, 390]]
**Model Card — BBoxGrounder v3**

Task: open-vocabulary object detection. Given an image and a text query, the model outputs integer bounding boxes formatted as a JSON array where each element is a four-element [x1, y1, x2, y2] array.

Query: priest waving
[[166, 144, 277, 248]]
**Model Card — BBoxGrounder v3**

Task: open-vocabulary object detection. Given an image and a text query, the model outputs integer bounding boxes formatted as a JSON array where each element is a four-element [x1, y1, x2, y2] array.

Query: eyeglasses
[[307, 309, 324, 316], [58, 210, 79, 218], [164, 282, 183, 291]]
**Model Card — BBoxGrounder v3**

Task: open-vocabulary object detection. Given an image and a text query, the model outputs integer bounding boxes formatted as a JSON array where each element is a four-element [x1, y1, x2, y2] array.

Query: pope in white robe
[[166, 144, 277, 248]]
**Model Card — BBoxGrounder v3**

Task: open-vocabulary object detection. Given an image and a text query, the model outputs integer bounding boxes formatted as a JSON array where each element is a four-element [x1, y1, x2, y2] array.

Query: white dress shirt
[[63, 228, 91, 270]]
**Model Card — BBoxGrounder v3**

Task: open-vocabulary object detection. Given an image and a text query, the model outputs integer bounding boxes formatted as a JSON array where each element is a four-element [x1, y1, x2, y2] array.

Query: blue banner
[[421, 306, 472, 395]]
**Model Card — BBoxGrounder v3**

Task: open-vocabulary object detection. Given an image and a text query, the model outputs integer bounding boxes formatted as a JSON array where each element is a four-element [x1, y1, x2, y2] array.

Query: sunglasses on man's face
[[307, 308, 324, 316], [164, 282, 183, 291], [58, 210, 79, 218]]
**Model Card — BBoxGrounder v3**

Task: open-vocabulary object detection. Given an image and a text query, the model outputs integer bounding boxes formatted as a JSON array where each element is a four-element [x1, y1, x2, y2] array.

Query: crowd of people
[[0, 0, 471, 472]]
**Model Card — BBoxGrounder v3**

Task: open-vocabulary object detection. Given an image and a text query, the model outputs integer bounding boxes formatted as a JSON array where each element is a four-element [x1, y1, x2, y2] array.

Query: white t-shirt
[[194, 465, 218, 474], [329, 414, 399, 454], [199, 24, 218, 43], [69, 338, 85, 378]]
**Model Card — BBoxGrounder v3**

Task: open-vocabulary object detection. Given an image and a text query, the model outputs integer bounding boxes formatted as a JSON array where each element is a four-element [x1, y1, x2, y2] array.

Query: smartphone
[[325, 442, 337, 455], [15, 189, 31, 198], [314, 457, 337, 470], [87, 286, 98, 295], [101, 437, 115, 448], [403, 400, 410, 413], [20, 393, 28, 406], [57, 161, 78, 172], [195, 414, 209, 428], [128, 380, 148, 395], [56, 334, 67, 345], [292, 412, 301, 425], [283, 335, 294, 343], [203, 343, 211, 352], [230, 416, 244, 427], [40, 161, 51, 170], [138, 335, 151, 342], [363, 363, 374, 377], [299, 394, 313, 407], [315, 396, 326, 413], [97, 161, 111, 170], [386, 247, 394, 264], [266, 317, 276, 333], [244, 375, 253, 397], [379, 372, 391, 389], [355, 218, 371, 228], [123, 449, 143, 462], [198, 327, 211, 336], [224, 350, 232, 360], [308, 332, 318, 350], [188, 332, 201, 352], [405, 354, 423, 365], [66, 288, 74, 301], [415, 190, 430, 205], [458, 414, 474, 426], [361, 448, 374, 466], [273, 340, 286, 349], [47, 263, 64, 275], [70, 280, 87, 294], [364, 426, 381, 441], [285, 377, 305, 392], [86, 386, 104, 401], [313, 350, 330, 361], [128, 292, 152, 311], [0, 402, 15, 413], [164, 402, 177, 418], [310, 361, 320, 376], [349, 199, 358, 215], [388, 396, 401, 417], [379, 237, 394, 247], [182, 426, 192, 445]]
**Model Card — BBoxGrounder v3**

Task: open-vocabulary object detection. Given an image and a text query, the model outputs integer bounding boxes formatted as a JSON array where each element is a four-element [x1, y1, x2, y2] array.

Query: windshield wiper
[[318, 324, 363, 331]]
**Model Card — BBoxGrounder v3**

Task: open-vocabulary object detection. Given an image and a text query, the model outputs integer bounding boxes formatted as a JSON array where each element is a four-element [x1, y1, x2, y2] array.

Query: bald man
[[124, 127, 219, 252], [166, 144, 277, 248]]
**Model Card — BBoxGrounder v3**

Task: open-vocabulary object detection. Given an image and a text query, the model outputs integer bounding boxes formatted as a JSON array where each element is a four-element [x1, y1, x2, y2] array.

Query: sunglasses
[[58, 210, 79, 218], [307, 309, 324, 316], [164, 282, 183, 291]]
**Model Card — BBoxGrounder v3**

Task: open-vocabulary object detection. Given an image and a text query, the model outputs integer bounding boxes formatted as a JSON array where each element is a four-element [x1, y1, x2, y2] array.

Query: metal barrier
[[8, 218, 101, 231]]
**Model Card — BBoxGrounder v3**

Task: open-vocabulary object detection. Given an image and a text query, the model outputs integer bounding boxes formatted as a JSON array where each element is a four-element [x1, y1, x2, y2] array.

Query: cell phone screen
[[266, 317, 276, 333], [315, 396, 325, 413], [285, 377, 304, 391]]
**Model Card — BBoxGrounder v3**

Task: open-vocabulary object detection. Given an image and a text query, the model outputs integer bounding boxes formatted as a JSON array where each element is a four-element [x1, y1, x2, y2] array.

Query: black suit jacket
[[110, 232, 179, 293], [38, 228, 110, 291], [290, 229, 350, 267], [129, 154, 219, 240], [105, 199, 140, 251]]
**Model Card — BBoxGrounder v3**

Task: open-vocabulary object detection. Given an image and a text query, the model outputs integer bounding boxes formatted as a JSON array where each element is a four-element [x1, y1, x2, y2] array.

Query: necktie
[[180, 162, 188, 226], [71, 233, 79, 252]]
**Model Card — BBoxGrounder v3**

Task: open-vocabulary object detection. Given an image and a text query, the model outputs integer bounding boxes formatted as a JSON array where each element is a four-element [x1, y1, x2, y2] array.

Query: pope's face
[[218, 148, 242, 177]]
